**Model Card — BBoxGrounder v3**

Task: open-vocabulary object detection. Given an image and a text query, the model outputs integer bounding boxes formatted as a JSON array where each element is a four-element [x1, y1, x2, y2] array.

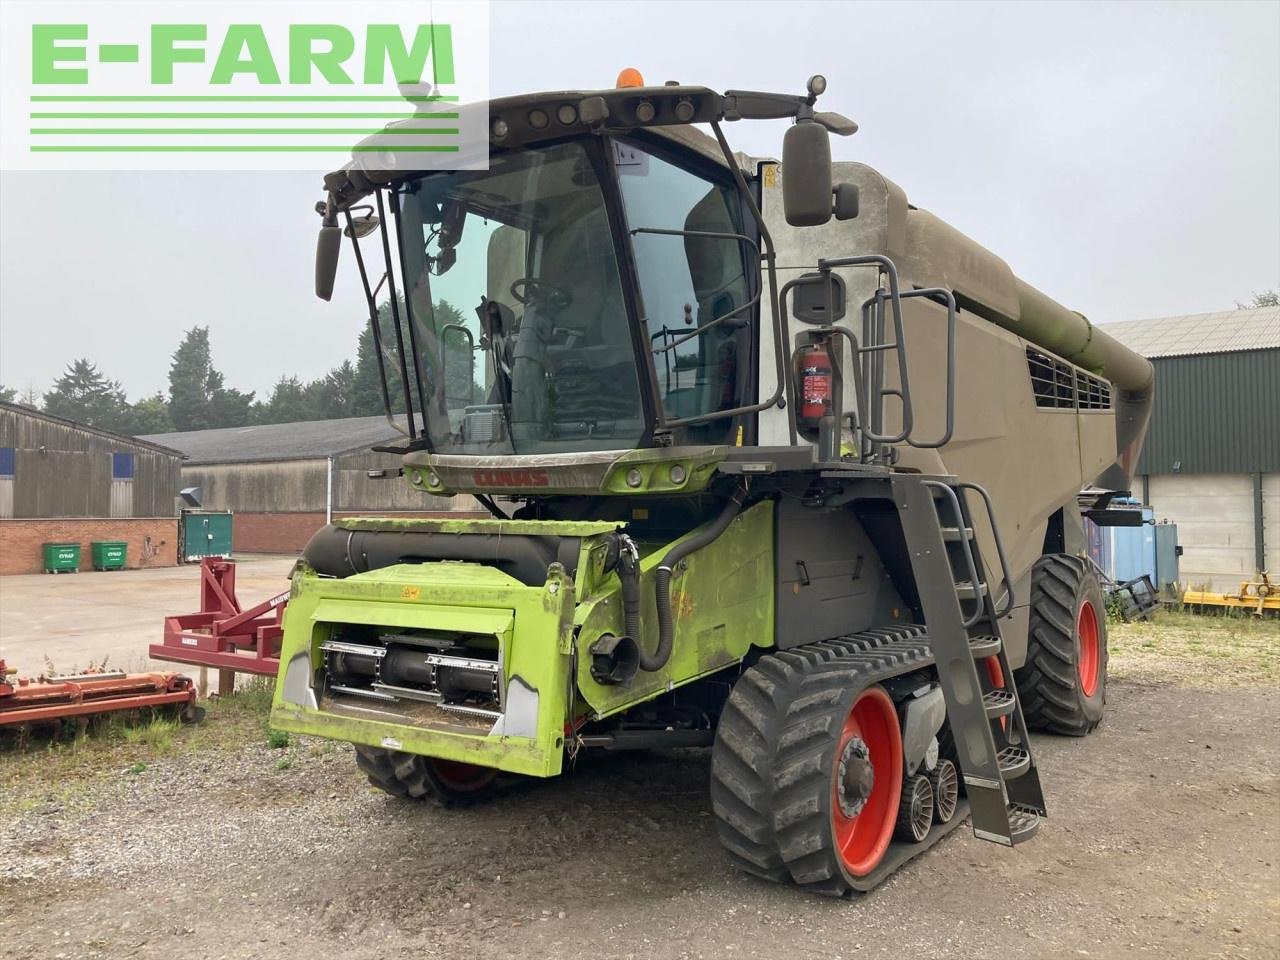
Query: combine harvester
[[267, 72, 1154, 894]]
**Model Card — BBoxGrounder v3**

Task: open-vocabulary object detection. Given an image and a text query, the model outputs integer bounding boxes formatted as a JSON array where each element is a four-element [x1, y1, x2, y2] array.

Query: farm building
[[1102, 305, 1279, 591], [0, 401, 183, 575], [141, 415, 483, 554]]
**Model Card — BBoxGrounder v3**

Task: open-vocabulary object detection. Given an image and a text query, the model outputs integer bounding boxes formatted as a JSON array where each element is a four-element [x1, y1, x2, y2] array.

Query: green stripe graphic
[[30, 145, 461, 153], [30, 112, 457, 120], [30, 95, 460, 102], [31, 128, 460, 136]]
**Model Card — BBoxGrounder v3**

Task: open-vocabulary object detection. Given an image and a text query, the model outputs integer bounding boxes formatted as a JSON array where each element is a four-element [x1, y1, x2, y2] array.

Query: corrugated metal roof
[[0, 400, 185, 457], [1100, 305, 1280, 358], [140, 415, 408, 464]]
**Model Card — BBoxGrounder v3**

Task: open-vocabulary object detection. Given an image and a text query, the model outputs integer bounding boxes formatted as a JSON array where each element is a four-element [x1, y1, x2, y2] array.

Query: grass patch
[[1110, 609, 1280, 686], [0, 679, 278, 815]]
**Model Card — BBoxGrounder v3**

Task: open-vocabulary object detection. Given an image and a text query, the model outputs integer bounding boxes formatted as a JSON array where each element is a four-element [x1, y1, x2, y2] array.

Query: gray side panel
[[774, 498, 904, 648]]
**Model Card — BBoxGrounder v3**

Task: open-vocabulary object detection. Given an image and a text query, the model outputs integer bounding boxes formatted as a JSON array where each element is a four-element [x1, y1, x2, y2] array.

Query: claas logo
[[472, 469, 550, 487]]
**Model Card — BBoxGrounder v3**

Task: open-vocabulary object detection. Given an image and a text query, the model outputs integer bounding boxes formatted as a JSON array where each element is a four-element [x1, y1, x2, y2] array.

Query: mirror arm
[[345, 207, 409, 438]]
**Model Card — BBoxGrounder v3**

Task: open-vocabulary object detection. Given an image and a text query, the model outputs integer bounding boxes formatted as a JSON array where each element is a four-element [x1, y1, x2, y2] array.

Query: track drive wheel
[[711, 650, 906, 896], [1015, 554, 1108, 736], [355, 745, 500, 805]]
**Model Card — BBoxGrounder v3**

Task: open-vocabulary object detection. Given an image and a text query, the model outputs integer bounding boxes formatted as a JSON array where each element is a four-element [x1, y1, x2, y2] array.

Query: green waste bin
[[42, 542, 81, 574], [91, 540, 128, 571]]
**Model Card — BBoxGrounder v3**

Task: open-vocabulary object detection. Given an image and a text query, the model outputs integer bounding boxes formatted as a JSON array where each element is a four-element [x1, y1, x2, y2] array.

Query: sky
[[1, 0, 1277, 401]]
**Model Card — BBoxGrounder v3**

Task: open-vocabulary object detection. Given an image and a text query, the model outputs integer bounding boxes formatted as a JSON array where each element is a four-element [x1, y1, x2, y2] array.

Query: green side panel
[[573, 500, 776, 719]]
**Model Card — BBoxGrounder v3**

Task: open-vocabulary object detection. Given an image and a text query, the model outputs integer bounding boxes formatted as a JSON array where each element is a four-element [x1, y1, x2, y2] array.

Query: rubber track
[[1015, 555, 1105, 736], [710, 626, 948, 896]]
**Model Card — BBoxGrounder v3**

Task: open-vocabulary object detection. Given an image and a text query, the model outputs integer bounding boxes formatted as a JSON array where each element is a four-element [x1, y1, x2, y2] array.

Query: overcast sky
[[1, 0, 1276, 400]]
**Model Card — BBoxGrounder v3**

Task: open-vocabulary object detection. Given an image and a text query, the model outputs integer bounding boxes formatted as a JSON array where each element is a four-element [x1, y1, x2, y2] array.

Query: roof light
[[556, 103, 578, 125], [616, 67, 644, 88]]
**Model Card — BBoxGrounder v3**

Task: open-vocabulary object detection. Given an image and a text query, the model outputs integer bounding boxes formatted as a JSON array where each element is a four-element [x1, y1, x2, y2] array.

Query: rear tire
[[355, 746, 500, 805], [1015, 554, 1108, 736]]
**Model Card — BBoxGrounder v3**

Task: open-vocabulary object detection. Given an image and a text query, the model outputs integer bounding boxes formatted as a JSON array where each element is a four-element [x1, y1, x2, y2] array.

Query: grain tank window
[[111, 452, 135, 479], [1026, 348, 1111, 411]]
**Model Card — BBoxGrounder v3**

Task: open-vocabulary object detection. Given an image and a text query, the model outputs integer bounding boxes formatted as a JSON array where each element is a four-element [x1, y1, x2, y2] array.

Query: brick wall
[[232, 510, 490, 555], [0, 518, 178, 576]]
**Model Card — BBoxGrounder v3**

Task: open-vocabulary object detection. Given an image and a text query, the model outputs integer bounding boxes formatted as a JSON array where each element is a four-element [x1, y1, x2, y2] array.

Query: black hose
[[638, 485, 748, 672], [618, 547, 643, 647]]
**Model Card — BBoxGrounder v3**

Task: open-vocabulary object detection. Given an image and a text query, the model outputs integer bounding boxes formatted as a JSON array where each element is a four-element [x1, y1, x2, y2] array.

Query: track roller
[[895, 774, 934, 843]]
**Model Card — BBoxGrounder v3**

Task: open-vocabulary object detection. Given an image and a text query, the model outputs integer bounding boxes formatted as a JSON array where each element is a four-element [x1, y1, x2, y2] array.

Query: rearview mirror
[[782, 119, 833, 227], [315, 224, 341, 301]]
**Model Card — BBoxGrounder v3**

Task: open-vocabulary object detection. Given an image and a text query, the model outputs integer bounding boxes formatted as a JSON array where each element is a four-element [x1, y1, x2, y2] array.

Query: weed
[[265, 728, 289, 750], [126, 762, 147, 775], [276, 757, 293, 770]]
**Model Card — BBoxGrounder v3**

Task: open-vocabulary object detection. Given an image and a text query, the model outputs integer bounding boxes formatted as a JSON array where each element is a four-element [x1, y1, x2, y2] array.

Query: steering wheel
[[510, 278, 572, 311]]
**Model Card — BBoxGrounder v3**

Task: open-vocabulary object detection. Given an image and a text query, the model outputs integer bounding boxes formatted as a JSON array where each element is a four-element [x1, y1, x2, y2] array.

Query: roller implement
[[0, 659, 199, 728], [273, 72, 1155, 894]]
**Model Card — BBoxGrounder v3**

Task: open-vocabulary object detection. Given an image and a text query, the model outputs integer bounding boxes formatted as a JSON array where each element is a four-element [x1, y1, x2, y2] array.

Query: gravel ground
[[2, 675, 1278, 960]]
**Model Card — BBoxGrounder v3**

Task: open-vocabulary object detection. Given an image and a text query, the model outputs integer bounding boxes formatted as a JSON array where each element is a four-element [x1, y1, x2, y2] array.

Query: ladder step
[[1007, 803, 1041, 844], [954, 580, 989, 600], [983, 688, 1017, 718], [940, 526, 974, 542], [968, 635, 1002, 658], [997, 746, 1031, 779]]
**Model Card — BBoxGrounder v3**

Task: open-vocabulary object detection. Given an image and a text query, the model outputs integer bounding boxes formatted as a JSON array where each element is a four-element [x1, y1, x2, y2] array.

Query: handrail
[[923, 480, 986, 628], [956, 481, 1016, 619]]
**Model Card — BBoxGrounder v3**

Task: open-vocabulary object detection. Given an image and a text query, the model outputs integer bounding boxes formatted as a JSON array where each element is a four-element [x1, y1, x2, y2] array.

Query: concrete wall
[[1265, 473, 1280, 576], [1146, 473, 1275, 591], [0, 518, 178, 575]]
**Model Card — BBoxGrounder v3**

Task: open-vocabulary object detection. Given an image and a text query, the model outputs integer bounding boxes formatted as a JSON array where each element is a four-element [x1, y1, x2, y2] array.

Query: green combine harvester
[[272, 72, 1154, 895]]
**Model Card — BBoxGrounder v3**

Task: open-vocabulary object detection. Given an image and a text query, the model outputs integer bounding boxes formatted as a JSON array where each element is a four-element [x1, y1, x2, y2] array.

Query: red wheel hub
[[430, 759, 498, 793], [831, 685, 902, 877], [1077, 599, 1100, 697]]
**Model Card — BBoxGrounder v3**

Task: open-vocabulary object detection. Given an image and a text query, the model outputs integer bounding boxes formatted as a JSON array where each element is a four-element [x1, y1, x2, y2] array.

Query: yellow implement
[[1183, 573, 1279, 617]]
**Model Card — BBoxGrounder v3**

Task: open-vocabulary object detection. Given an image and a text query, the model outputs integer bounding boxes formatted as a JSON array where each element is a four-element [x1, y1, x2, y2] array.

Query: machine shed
[[142, 415, 482, 554], [0, 401, 183, 574], [1101, 306, 1280, 590]]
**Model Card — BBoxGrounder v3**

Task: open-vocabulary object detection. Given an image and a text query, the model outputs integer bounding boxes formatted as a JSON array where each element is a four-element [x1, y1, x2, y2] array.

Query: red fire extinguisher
[[797, 339, 833, 431]]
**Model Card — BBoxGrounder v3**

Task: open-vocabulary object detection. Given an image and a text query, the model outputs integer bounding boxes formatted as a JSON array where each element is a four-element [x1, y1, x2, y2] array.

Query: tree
[[42, 359, 128, 428], [118, 393, 174, 435], [168, 326, 254, 430], [0, 385, 16, 405], [304, 360, 356, 420], [253, 376, 310, 424], [1237, 290, 1279, 309]]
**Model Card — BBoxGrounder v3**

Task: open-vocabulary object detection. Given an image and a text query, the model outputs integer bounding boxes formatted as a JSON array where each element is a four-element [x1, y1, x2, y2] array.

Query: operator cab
[[389, 132, 755, 455]]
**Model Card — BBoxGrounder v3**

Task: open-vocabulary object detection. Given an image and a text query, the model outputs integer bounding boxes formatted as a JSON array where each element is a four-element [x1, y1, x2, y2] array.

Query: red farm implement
[[151, 558, 289, 694], [0, 660, 198, 727]]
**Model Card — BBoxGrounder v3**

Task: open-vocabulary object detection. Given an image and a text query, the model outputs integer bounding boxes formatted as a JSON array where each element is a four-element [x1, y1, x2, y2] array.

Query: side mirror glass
[[315, 224, 341, 301], [782, 119, 833, 227]]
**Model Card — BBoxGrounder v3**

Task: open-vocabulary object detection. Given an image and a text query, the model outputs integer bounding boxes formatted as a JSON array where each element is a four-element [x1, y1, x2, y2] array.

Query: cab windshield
[[397, 141, 645, 455]]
